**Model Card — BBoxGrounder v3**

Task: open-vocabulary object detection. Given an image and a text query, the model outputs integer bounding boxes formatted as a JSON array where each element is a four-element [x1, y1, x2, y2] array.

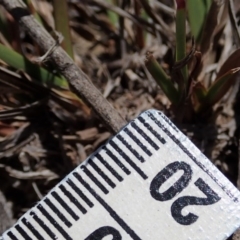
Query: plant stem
[[52, 0, 74, 59], [0, 0, 127, 133], [175, 0, 188, 84]]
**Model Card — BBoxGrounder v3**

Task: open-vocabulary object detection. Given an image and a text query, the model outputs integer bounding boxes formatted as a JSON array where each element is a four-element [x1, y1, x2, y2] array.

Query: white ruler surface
[[2, 109, 240, 240]]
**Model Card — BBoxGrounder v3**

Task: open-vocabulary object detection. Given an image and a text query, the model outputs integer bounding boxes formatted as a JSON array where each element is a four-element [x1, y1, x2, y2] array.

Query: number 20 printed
[[150, 161, 221, 225]]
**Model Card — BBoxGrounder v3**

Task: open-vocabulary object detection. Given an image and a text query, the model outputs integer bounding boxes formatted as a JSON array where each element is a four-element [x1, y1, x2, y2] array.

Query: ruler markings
[[95, 152, 123, 182], [104, 146, 131, 175], [116, 134, 145, 163], [30, 211, 56, 240], [15, 224, 32, 240], [59, 184, 87, 214], [131, 121, 159, 151], [158, 112, 179, 132], [109, 140, 148, 180], [37, 204, 72, 240], [73, 171, 142, 240], [138, 116, 166, 145], [88, 158, 116, 188], [148, 111, 239, 202], [113, 137, 145, 172], [81, 165, 109, 194], [124, 127, 152, 156], [4, 110, 240, 240], [7, 231, 18, 240], [22, 217, 44, 240], [51, 191, 79, 221], [66, 179, 94, 208], [120, 131, 152, 161], [44, 198, 72, 227]]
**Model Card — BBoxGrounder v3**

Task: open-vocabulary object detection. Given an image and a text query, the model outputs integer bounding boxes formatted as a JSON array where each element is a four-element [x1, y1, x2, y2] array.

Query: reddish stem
[[176, 0, 186, 9]]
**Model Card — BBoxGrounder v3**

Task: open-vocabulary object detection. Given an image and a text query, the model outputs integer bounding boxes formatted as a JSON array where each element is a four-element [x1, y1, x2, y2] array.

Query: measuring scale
[[2, 110, 240, 239]]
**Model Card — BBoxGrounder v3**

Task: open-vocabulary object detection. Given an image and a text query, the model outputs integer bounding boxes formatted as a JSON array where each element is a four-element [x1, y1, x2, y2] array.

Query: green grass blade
[[106, 0, 118, 27], [52, 0, 74, 59], [176, 0, 188, 84], [0, 43, 68, 88], [186, 0, 212, 42], [145, 52, 179, 104], [202, 68, 240, 108]]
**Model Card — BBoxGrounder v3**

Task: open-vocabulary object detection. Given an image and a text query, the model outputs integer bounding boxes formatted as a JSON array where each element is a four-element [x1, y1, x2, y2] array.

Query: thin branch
[[0, 0, 127, 134]]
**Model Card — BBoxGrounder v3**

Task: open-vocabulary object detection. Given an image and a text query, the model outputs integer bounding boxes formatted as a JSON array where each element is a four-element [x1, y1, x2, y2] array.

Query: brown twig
[[0, 0, 127, 134]]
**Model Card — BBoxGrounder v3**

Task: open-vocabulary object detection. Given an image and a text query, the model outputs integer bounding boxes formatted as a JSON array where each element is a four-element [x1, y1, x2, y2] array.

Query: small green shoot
[[175, 0, 188, 83], [145, 52, 179, 105], [186, 0, 212, 43], [0, 43, 68, 88], [106, 0, 119, 27], [199, 68, 240, 110], [145, 0, 239, 121], [52, 0, 74, 59]]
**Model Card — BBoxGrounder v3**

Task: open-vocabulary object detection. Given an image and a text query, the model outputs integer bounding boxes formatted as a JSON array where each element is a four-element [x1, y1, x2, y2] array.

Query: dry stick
[[0, 0, 127, 134]]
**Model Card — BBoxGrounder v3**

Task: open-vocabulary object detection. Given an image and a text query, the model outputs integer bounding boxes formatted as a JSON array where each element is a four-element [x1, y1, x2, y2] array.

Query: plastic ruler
[[2, 109, 240, 240]]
